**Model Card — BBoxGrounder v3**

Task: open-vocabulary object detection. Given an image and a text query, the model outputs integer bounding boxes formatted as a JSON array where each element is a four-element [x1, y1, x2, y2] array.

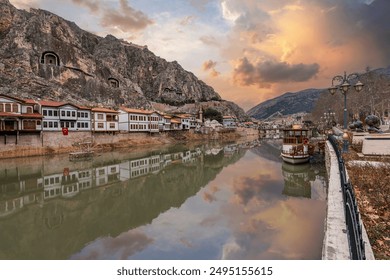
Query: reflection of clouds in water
[[202, 185, 220, 203], [221, 239, 242, 259], [221, 193, 326, 259], [71, 230, 153, 260], [232, 174, 283, 205], [219, 169, 326, 259]]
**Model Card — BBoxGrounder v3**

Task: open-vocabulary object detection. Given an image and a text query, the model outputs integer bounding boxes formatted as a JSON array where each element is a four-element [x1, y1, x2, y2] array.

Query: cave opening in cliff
[[108, 78, 119, 88], [40, 51, 60, 66]]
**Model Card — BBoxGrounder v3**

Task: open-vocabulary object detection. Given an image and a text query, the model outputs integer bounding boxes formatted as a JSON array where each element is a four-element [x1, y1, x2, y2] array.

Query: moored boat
[[281, 124, 310, 164]]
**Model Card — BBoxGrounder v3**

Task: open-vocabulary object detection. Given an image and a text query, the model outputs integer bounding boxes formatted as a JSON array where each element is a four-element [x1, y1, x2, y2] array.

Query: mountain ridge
[[247, 88, 324, 120]]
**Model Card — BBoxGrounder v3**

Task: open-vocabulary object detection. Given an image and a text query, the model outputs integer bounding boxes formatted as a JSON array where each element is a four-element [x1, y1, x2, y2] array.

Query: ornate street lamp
[[328, 71, 364, 152]]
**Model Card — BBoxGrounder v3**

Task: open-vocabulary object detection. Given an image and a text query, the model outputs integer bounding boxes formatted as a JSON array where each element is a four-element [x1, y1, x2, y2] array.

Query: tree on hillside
[[204, 108, 223, 123]]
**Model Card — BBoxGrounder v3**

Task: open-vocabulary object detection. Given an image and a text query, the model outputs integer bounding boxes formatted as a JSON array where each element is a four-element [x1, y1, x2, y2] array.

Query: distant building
[[223, 116, 237, 128]]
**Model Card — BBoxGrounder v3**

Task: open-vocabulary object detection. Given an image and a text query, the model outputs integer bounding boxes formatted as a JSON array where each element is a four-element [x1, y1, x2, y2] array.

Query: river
[[0, 140, 327, 259]]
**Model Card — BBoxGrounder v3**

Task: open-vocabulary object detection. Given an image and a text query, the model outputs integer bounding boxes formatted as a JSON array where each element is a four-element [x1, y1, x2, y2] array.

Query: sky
[[9, 0, 390, 111]]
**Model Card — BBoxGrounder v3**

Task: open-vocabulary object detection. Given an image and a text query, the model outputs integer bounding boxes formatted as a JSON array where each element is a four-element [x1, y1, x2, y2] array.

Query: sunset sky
[[10, 0, 390, 111]]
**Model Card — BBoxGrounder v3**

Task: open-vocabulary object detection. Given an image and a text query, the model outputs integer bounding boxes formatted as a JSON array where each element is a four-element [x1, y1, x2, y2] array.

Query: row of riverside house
[[0, 94, 199, 135]]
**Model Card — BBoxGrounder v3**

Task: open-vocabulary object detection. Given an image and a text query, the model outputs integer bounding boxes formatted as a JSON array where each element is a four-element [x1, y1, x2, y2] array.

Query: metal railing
[[328, 135, 366, 259]]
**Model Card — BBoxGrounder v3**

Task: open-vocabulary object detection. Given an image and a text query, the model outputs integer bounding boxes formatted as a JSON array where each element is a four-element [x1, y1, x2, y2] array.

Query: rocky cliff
[[0, 0, 247, 119]]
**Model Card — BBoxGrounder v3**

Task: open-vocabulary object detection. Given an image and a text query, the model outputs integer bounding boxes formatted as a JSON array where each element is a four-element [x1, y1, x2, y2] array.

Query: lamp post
[[328, 71, 364, 152]]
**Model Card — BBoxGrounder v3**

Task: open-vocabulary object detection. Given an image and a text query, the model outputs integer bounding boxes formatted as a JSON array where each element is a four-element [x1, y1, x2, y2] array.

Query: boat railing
[[328, 134, 366, 260]]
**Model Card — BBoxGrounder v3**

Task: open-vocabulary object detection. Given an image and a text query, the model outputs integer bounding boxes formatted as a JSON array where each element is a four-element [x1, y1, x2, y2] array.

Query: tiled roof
[[38, 100, 65, 107], [119, 107, 154, 115], [92, 107, 118, 113], [23, 99, 38, 105], [0, 94, 27, 103], [0, 112, 42, 118]]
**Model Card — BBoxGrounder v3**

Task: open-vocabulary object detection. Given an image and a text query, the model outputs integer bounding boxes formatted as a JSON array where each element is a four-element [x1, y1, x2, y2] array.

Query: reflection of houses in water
[[95, 164, 120, 187], [281, 163, 313, 198], [0, 165, 43, 217], [0, 193, 43, 218], [0, 144, 243, 218], [223, 144, 238, 157]]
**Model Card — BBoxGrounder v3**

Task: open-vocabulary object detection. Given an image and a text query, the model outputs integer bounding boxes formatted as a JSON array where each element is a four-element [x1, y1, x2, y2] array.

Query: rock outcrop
[[0, 0, 247, 118]]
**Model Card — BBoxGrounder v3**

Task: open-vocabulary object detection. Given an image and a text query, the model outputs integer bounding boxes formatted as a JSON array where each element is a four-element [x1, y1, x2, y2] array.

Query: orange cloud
[[202, 59, 220, 77]]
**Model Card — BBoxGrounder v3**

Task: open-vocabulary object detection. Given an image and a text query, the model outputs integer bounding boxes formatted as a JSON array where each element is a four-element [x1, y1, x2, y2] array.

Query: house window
[[54, 111, 58, 117], [43, 121, 48, 128], [67, 111, 70, 117], [0, 104, 3, 112], [72, 111, 76, 117], [12, 104, 18, 112], [77, 112, 80, 118], [97, 123, 104, 128], [85, 123, 89, 128], [109, 123, 115, 129], [97, 114, 104, 120], [48, 110, 53, 116], [61, 111, 65, 117], [5, 104, 11, 112], [26, 107, 33, 114], [54, 122, 58, 128], [43, 110, 48, 116]]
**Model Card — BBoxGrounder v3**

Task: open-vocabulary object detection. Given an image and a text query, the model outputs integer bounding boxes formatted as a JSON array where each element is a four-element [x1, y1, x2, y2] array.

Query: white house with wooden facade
[[174, 114, 197, 130], [91, 107, 119, 133], [118, 107, 159, 133], [39, 101, 91, 132], [0, 94, 42, 133]]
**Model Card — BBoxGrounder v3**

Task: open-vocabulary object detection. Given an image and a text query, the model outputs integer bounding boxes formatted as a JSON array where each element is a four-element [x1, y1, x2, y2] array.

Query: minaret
[[199, 106, 203, 123]]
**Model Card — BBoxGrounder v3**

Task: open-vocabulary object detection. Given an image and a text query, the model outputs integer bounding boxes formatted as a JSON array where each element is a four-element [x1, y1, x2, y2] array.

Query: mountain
[[248, 65, 390, 121], [247, 88, 324, 120], [0, 0, 247, 119]]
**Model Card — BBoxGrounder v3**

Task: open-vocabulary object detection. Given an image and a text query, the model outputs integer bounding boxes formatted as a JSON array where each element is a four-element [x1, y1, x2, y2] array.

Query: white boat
[[281, 125, 310, 164]]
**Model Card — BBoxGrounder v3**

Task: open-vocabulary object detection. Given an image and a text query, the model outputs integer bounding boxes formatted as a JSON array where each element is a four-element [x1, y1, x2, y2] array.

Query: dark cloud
[[233, 57, 319, 87], [330, 0, 390, 61], [233, 174, 283, 205], [100, 0, 154, 32]]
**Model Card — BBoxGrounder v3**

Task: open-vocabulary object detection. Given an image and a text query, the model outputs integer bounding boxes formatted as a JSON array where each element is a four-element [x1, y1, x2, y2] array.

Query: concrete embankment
[[0, 128, 259, 159], [322, 140, 375, 260]]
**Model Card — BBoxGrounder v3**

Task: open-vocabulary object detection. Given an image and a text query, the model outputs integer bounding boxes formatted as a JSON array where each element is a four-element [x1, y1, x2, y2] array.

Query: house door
[[4, 120, 16, 131]]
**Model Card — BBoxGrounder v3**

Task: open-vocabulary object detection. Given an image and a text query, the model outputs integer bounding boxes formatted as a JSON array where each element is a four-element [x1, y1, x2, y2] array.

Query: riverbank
[[0, 127, 259, 159]]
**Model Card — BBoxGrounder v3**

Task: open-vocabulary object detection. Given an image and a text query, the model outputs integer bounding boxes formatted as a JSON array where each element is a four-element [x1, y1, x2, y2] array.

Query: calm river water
[[0, 140, 327, 260]]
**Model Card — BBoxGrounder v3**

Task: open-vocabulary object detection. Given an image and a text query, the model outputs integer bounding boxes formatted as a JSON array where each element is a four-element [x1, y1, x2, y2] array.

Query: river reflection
[[0, 140, 327, 260]]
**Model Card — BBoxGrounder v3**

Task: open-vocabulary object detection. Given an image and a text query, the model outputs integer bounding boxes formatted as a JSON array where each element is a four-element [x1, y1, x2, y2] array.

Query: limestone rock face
[[0, 0, 230, 112]]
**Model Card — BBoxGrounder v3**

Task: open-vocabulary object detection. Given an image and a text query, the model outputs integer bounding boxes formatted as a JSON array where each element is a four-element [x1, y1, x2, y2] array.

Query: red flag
[[62, 127, 68, 135]]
